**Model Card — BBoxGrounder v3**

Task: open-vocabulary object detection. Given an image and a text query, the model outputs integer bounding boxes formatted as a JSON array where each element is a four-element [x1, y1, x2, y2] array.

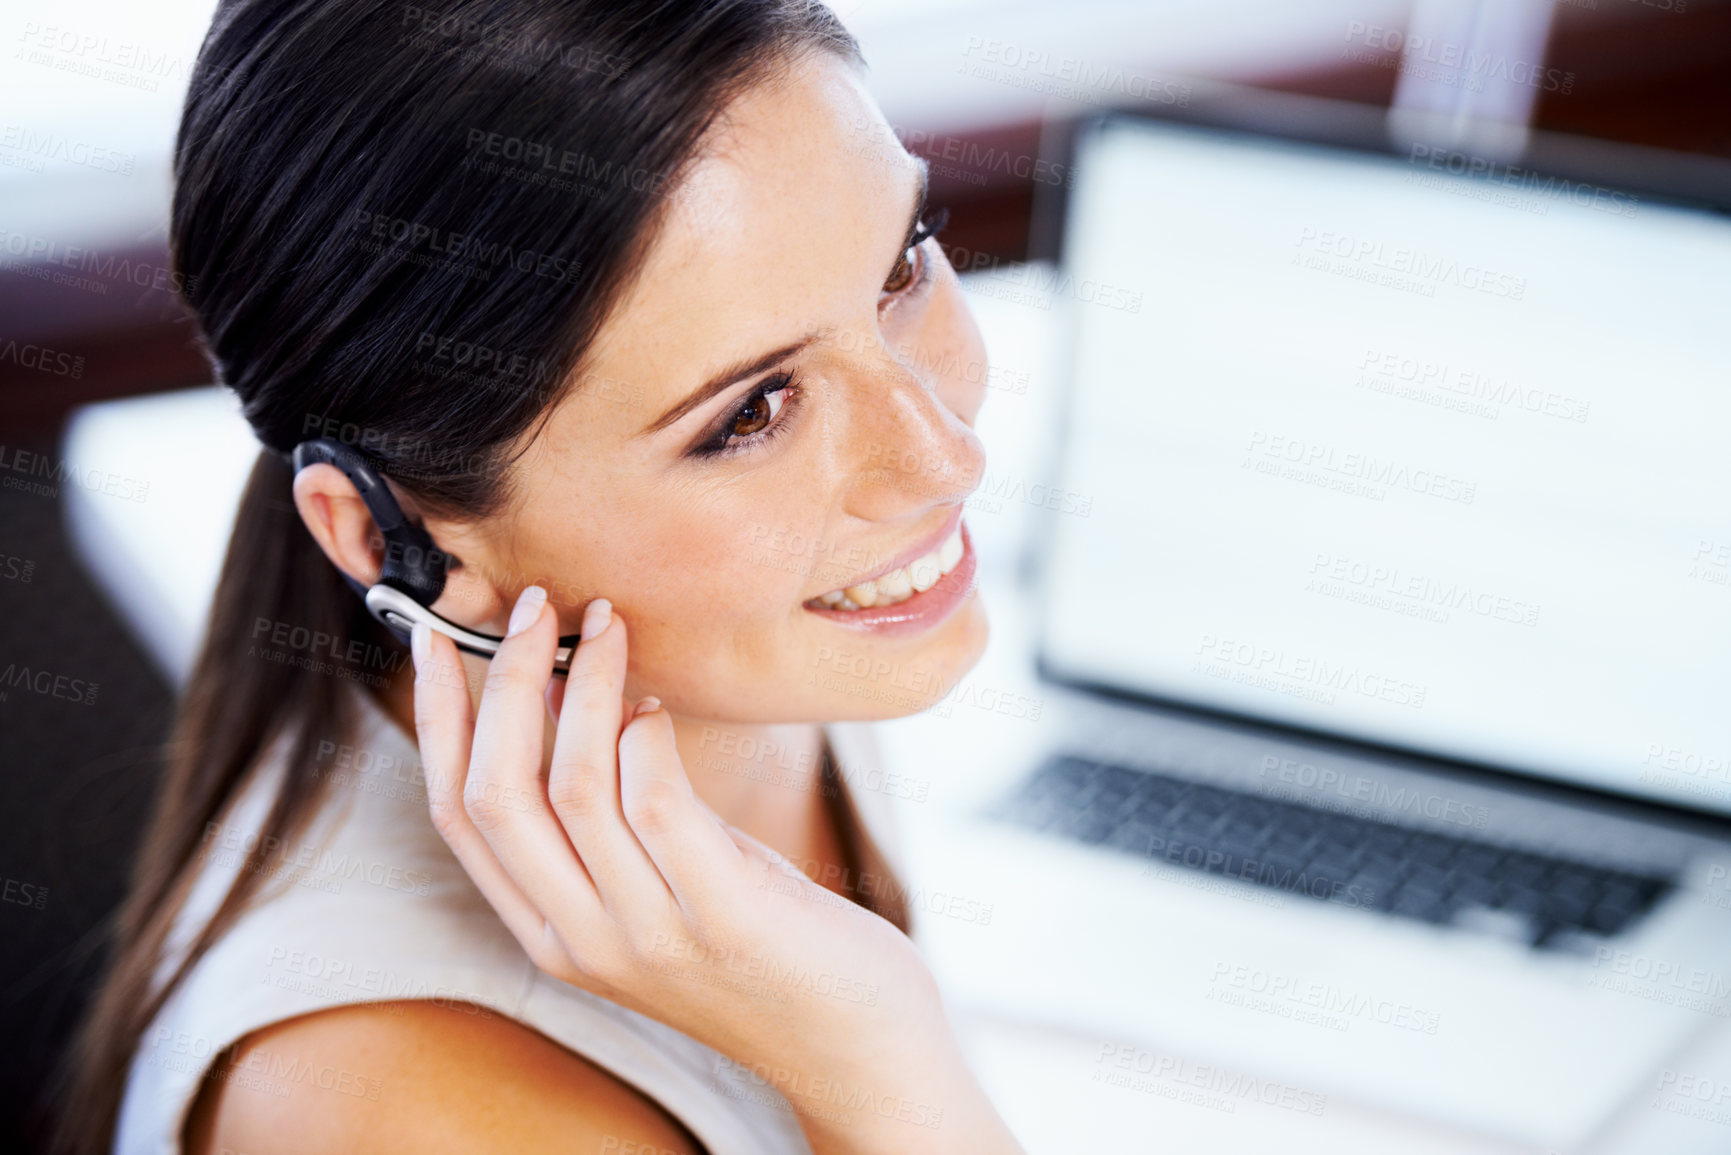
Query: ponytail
[[51, 451, 397, 1155]]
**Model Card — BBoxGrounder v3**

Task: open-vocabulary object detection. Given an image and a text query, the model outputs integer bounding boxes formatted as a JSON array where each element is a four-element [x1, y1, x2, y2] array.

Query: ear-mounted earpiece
[[290, 437, 579, 675]]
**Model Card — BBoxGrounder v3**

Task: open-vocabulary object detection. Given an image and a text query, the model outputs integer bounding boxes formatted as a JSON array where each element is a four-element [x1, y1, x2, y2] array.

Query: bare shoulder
[[184, 999, 703, 1155]]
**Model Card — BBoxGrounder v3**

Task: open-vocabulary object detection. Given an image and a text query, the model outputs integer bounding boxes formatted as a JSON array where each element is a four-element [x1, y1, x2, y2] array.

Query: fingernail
[[634, 696, 661, 718], [506, 585, 547, 637], [580, 597, 612, 641], [410, 621, 429, 668]]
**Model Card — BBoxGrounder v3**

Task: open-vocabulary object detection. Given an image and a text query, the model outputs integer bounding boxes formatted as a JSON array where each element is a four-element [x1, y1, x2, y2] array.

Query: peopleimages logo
[[1355, 347, 1591, 424], [1590, 948, 1731, 1007], [462, 130, 672, 196], [0, 228, 194, 294], [0, 340, 84, 379], [1294, 227, 1526, 300], [1405, 144, 1639, 219], [957, 38, 1191, 107], [1244, 430, 1478, 505], [1208, 963, 1443, 1035], [1341, 22, 1576, 94], [1193, 632, 1428, 710], [0, 663, 100, 706], [0, 124, 136, 175], [349, 208, 583, 284], [1, 877, 48, 911], [1306, 551, 1542, 629], [1139, 832, 1378, 909], [1259, 756, 1491, 829], [0, 445, 149, 504], [1093, 1042, 1328, 1115]]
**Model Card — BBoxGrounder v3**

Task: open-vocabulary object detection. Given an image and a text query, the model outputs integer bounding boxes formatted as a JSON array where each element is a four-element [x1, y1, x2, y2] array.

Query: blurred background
[[3, 0, 1730, 1151]]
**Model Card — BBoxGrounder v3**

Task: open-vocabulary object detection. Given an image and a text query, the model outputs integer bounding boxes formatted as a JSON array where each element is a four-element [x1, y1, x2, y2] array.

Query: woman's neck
[[666, 713, 825, 828]]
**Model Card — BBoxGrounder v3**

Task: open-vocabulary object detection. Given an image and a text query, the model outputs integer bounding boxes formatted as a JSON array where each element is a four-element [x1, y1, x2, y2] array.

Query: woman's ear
[[292, 462, 387, 587], [290, 463, 515, 633]]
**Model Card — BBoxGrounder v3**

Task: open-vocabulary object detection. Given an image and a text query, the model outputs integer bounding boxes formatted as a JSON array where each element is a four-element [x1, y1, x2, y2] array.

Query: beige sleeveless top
[[114, 686, 908, 1154]]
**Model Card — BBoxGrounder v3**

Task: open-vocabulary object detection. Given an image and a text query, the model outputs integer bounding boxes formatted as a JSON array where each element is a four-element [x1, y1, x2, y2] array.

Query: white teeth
[[875, 567, 912, 601], [938, 529, 963, 572], [812, 525, 965, 611], [909, 554, 941, 593]]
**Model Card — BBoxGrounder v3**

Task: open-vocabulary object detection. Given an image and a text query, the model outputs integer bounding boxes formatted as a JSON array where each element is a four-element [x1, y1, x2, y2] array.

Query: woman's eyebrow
[[639, 158, 930, 439]]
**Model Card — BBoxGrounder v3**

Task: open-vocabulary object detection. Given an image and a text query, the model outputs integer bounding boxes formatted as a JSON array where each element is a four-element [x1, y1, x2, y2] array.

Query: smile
[[812, 524, 965, 611], [801, 513, 977, 637]]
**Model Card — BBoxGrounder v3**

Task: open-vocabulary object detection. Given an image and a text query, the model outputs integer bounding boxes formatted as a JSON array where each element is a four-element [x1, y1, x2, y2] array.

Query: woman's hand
[[409, 587, 1021, 1155]]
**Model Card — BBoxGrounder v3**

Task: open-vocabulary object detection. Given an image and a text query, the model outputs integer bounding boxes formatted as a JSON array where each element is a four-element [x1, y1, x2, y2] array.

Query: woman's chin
[[805, 593, 990, 723]]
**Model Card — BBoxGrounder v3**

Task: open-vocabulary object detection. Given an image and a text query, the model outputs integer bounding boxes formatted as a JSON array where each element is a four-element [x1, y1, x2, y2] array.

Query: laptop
[[876, 91, 1731, 1150]]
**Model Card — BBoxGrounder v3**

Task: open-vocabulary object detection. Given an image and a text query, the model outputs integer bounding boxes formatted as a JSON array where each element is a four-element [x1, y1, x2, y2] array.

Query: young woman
[[58, 1, 1023, 1153]]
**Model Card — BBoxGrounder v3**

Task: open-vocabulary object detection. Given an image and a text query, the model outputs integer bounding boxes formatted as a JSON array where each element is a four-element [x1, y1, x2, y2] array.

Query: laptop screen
[[1039, 115, 1731, 817]]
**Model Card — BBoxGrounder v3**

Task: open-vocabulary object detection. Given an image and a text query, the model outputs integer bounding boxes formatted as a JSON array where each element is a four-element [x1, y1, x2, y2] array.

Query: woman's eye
[[728, 383, 787, 438], [882, 244, 919, 295], [690, 373, 799, 458], [882, 208, 947, 298]]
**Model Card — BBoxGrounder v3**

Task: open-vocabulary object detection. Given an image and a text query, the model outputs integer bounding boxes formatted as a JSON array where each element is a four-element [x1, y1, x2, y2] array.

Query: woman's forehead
[[579, 54, 919, 425]]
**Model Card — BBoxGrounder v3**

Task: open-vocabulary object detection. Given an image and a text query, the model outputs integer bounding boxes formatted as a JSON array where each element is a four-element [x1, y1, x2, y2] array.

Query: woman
[[57, 1, 1023, 1152]]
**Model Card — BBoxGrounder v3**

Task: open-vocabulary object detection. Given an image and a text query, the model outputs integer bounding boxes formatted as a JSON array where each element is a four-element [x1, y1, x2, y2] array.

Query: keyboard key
[[1390, 886, 1451, 923], [1407, 834, 1458, 868]]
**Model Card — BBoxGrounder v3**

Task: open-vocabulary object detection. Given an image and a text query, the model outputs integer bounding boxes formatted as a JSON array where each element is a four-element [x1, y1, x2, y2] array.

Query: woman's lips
[[802, 522, 977, 637]]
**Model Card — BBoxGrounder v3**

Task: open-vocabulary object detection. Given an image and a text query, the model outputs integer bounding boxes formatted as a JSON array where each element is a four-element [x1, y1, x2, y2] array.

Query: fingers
[[546, 600, 672, 916], [468, 586, 558, 801], [545, 673, 565, 722], [419, 585, 751, 985], [411, 623, 550, 952], [616, 701, 746, 911], [460, 588, 606, 933], [544, 666, 633, 734]]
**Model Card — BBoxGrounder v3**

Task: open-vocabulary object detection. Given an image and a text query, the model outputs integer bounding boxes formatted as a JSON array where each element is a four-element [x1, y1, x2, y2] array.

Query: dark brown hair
[[53, 2, 861, 1151]]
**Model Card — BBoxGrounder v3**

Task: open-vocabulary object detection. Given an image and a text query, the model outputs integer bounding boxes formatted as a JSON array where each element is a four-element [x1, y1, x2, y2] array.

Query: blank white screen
[[1042, 117, 1731, 814]]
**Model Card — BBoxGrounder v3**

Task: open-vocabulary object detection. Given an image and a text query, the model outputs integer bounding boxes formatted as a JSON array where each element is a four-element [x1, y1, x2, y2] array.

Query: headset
[[291, 437, 580, 675]]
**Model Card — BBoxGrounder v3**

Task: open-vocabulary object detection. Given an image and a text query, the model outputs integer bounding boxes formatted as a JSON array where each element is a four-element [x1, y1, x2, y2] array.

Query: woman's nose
[[842, 358, 986, 523]]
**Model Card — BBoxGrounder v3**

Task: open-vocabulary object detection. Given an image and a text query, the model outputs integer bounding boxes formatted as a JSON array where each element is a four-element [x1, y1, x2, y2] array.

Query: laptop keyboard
[[992, 755, 1675, 949]]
